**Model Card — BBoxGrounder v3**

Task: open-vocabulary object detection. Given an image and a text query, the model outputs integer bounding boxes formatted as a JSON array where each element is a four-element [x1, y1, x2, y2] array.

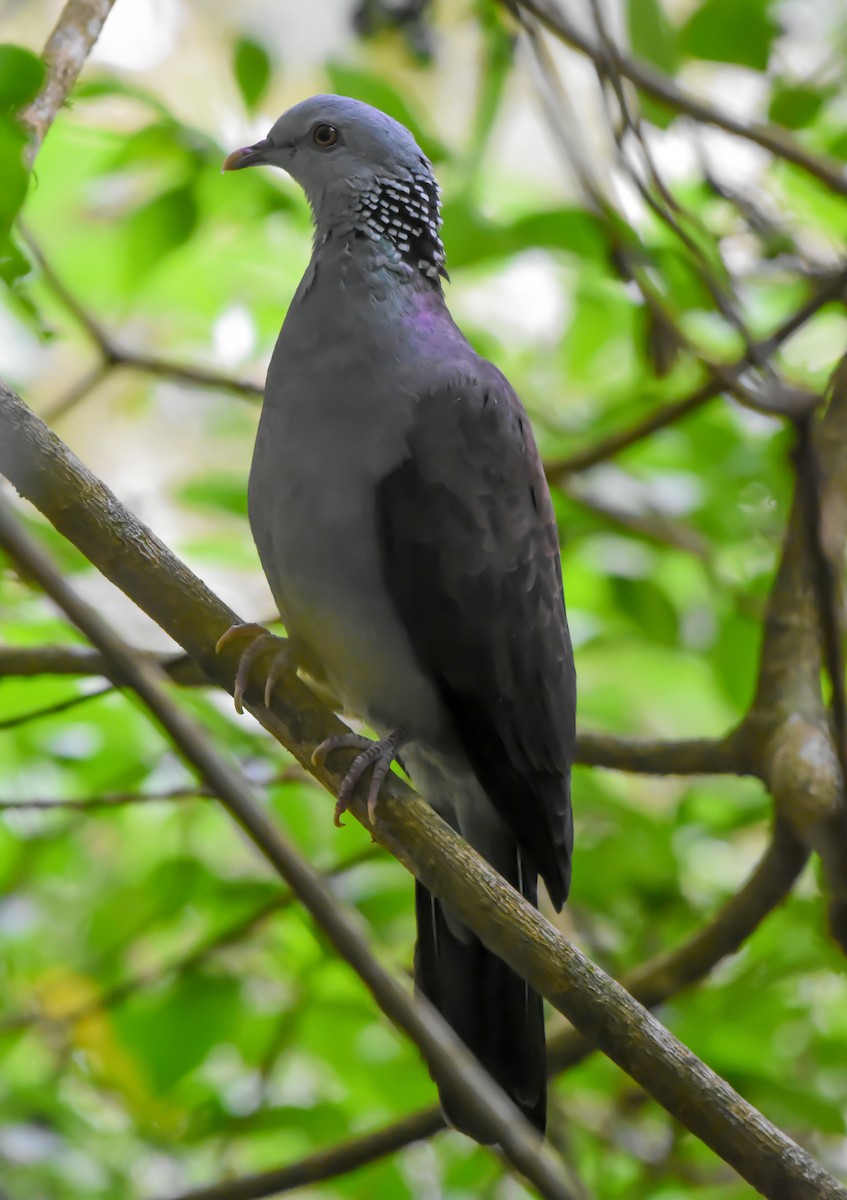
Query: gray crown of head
[[225, 95, 447, 283]]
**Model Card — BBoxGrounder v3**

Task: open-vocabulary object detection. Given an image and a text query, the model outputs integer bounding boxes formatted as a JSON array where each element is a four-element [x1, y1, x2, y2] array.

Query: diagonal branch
[[545, 268, 847, 478], [159, 817, 809, 1200], [161, 1109, 445, 1200], [21, 229, 263, 407], [19, 0, 119, 167], [2, 381, 844, 1198], [0, 490, 574, 1200]]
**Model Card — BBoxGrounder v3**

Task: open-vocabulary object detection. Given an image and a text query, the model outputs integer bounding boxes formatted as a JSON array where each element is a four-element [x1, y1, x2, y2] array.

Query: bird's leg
[[215, 622, 295, 713], [312, 726, 409, 827]]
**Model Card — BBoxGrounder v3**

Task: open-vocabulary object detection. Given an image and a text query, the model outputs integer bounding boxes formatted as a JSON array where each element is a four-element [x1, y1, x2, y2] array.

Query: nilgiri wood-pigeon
[[221, 95, 576, 1140]]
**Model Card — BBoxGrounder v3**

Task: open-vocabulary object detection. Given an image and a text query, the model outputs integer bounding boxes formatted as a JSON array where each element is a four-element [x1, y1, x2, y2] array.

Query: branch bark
[[158, 817, 810, 1200], [19, 0, 119, 166], [750, 360, 847, 948], [0, 643, 203, 684], [2, 383, 844, 1198], [0, 489, 575, 1200]]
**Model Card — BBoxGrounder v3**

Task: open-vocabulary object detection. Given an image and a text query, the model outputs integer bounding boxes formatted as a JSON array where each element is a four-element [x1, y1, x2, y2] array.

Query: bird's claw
[[312, 728, 408, 827], [215, 622, 292, 714]]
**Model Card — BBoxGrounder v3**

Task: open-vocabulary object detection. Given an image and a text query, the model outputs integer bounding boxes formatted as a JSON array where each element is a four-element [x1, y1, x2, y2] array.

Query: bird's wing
[[375, 369, 575, 907]]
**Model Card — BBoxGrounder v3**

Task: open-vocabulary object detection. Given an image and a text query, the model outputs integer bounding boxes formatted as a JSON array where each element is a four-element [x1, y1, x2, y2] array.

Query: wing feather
[[376, 369, 575, 907]]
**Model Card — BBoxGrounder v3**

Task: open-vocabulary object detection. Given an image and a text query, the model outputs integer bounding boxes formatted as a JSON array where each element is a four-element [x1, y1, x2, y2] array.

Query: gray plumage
[[224, 95, 576, 1139]]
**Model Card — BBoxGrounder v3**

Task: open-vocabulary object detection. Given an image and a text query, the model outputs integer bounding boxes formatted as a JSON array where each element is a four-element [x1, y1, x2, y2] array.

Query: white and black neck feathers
[[354, 171, 447, 284]]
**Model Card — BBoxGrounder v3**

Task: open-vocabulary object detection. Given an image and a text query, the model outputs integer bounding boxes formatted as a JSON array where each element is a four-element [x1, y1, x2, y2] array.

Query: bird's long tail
[[414, 844, 546, 1141]]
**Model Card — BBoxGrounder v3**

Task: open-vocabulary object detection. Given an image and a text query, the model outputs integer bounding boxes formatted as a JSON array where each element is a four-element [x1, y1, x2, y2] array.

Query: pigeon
[[221, 95, 575, 1139]]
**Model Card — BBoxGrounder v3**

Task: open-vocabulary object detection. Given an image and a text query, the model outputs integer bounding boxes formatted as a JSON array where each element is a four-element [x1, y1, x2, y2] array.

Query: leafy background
[[2, 0, 847, 1197]]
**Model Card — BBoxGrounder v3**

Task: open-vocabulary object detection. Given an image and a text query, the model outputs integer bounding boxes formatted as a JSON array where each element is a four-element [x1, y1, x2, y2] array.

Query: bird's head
[[223, 94, 446, 281]]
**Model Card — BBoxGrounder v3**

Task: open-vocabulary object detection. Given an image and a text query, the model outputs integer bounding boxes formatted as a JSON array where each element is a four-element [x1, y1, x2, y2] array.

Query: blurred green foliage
[[2, 1, 847, 1198]]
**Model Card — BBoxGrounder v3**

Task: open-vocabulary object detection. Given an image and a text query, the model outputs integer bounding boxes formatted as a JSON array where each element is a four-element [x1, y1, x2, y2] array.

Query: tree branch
[[2, 383, 844, 1197], [0, 642, 203, 683], [749, 359, 847, 948], [0, 490, 575, 1200], [575, 726, 753, 777], [19, 0, 119, 167], [511, 0, 847, 197], [162, 1109, 445, 1200], [157, 817, 809, 1200]]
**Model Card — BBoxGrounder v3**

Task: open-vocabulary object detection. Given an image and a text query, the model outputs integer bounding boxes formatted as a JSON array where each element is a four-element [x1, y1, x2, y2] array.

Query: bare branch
[[518, 8, 818, 432], [511, 0, 847, 197], [0, 488, 575, 1200], [576, 726, 753, 777], [0, 642, 203, 683], [0, 639, 748, 778], [2, 382, 844, 1198], [0, 786, 207, 812], [19, 0, 118, 167]]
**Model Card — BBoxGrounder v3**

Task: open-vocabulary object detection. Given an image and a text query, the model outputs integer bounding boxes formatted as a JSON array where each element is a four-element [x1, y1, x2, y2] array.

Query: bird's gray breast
[[248, 278, 443, 737]]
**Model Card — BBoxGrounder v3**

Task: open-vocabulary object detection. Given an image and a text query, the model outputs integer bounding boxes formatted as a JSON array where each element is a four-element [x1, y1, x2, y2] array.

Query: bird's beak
[[222, 137, 273, 172]]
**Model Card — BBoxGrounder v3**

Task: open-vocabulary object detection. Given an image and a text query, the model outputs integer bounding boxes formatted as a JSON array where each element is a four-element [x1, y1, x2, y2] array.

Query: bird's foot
[[312, 726, 408, 827], [215, 622, 293, 714]]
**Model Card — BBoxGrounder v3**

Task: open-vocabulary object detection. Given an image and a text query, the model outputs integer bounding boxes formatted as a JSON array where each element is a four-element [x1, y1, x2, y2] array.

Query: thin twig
[[161, 1110, 445, 1200], [518, 9, 816, 424], [511, 0, 847, 197], [545, 266, 847, 478], [0, 683, 111, 731], [21, 230, 263, 409]]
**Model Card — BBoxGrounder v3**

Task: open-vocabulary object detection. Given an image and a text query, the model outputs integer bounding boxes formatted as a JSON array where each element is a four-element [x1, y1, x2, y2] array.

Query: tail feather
[[414, 848, 546, 1141]]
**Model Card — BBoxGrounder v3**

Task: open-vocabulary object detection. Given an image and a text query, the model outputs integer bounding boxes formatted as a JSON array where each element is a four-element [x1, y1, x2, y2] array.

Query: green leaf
[[0, 115, 28, 235], [627, 0, 678, 73], [680, 0, 778, 70], [0, 44, 44, 111], [122, 182, 199, 280], [177, 471, 249, 518], [768, 82, 829, 130], [626, 0, 679, 126], [233, 36, 272, 113], [115, 971, 242, 1093]]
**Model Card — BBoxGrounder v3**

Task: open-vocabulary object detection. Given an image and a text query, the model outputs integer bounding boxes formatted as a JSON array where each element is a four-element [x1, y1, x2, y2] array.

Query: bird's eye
[[313, 123, 338, 149]]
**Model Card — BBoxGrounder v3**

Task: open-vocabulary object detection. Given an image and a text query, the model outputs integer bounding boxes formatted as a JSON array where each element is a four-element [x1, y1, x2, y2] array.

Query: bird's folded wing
[[375, 370, 575, 908]]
